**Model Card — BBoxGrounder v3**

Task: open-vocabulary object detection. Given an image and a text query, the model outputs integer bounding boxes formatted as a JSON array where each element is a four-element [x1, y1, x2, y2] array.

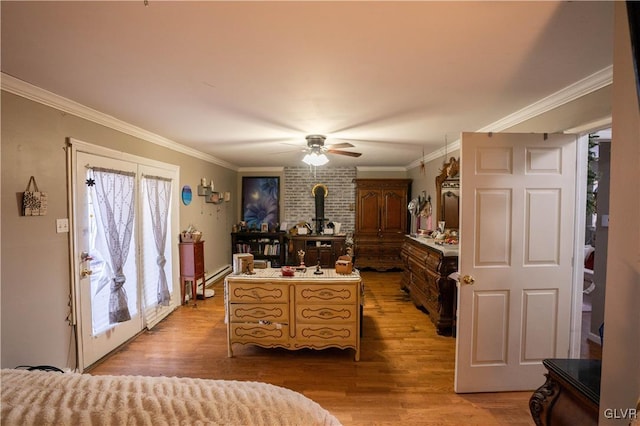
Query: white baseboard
[[587, 331, 602, 345]]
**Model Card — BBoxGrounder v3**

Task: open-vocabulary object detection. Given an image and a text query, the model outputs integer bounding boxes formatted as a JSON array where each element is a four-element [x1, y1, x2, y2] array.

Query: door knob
[[81, 268, 93, 278], [462, 275, 475, 285]]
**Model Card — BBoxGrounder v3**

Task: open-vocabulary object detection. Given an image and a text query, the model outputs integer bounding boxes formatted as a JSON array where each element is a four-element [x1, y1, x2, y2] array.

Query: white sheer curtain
[[91, 167, 136, 323], [143, 175, 172, 306]]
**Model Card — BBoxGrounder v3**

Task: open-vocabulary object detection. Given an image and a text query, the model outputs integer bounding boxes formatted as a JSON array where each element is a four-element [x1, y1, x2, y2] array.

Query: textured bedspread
[[1, 369, 341, 426]]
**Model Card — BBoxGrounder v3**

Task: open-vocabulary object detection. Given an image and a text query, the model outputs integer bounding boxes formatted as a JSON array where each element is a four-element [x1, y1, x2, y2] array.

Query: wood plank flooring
[[89, 271, 535, 425]]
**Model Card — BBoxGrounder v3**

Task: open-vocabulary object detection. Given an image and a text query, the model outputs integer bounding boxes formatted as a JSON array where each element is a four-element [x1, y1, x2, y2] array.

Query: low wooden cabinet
[[225, 269, 362, 360], [179, 241, 205, 304], [289, 235, 346, 268], [400, 236, 458, 335]]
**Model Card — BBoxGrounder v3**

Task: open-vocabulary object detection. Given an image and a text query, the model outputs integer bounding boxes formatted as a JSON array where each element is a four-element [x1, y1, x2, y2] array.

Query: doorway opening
[[580, 129, 610, 360]]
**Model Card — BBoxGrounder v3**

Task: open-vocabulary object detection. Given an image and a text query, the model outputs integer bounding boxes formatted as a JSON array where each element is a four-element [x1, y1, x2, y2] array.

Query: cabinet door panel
[[317, 249, 333, 267], [382, 189, 407, 232], [358, 190, 381, 232], [305, 249, 319, 267]]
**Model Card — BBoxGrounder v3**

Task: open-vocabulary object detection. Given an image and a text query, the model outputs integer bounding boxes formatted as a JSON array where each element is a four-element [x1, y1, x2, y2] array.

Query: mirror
[[435, 157, 460, 230]]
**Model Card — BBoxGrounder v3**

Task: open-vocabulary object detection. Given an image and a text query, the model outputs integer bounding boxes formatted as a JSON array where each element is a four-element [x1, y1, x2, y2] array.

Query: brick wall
[[283, 167, 356, 233]]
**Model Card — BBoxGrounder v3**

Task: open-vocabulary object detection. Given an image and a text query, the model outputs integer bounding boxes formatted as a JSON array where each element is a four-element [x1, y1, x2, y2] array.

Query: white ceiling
[[1, 1, 613, 170]]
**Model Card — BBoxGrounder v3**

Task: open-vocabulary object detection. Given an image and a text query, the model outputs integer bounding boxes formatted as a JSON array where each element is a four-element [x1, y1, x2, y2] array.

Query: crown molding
[[407, 141, 461, 170], [478, 66, 613, 133], [238, 167, 284, 173], [1, 73, 238, 171], [356, 166, 408, 172], [564, 116, 612, 135], [406, 65, 613, 170]]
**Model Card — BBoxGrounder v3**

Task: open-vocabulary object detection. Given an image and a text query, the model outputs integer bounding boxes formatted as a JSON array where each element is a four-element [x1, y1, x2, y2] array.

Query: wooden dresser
[[354, 179, 411, 271], [225, 268, 362, 360], [400, 236, 458, 335]]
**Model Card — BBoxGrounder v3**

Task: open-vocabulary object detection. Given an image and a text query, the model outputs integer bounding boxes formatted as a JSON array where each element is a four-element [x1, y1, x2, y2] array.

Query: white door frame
[[569, 134, 590, 358], [67, 138, 181, 371]]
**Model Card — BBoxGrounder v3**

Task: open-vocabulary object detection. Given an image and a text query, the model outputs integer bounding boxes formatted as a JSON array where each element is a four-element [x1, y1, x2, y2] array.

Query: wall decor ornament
[[22, 176, 48, 216], [181, 185, 193, 205], [206, 191, 223, 204]]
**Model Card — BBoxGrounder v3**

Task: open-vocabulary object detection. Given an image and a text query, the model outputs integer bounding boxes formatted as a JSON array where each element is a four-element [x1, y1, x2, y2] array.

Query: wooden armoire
[[354, 179, 411, 270]]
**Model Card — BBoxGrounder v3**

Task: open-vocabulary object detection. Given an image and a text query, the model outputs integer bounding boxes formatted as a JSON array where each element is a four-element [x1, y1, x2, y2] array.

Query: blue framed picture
[[242, 177, 279, 230]]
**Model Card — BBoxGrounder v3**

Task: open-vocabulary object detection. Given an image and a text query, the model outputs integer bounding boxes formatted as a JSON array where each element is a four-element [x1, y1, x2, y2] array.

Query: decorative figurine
[[297, 249, 306, 267], [314, 261, 324, 275]]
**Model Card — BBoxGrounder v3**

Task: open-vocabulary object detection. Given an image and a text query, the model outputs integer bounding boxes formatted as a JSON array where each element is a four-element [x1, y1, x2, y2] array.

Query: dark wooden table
[[530, 358, 601, 426]]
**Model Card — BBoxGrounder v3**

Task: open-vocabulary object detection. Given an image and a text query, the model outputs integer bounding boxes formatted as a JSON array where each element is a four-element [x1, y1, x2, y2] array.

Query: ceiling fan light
[[302, 152, 329, 166]]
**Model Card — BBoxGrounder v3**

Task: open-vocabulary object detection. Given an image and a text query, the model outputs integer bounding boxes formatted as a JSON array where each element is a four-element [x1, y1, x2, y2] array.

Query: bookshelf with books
[[231, 232, 288, 267]]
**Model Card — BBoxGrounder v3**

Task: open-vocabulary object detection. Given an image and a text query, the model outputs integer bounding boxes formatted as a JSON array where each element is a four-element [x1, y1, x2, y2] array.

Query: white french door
[[75, 152, 142, 368], [454, 132, 577, 392], [72, 142, 179, 371]]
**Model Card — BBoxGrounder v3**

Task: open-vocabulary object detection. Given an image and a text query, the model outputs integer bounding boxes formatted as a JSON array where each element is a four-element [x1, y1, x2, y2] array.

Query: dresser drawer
[[424, 296, 440, 319], [229, 303, 288, 322], [295, 323, 357, 344], [411, 271, 428, 293], [228, 283, 289, 303], [296, 304, 357, 323], [230, 323, 289, 345], [425, 249, 442, 271], [296, 284, 358, 304], [425, 269, 440, 293]]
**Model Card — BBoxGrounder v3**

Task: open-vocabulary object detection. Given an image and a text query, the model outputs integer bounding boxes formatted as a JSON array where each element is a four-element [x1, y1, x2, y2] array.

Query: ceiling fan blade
[[270, 147, 305, 155], [327, 149, 362, 157], [327, 142, 355, 149]]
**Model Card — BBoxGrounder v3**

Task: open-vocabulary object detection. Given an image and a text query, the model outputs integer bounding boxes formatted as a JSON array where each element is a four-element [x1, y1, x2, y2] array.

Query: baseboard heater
[[203, 264, 232, 288]]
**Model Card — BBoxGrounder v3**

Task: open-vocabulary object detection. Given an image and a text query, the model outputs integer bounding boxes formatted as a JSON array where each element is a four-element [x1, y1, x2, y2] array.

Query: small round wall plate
[[181, 185, 193, 205]]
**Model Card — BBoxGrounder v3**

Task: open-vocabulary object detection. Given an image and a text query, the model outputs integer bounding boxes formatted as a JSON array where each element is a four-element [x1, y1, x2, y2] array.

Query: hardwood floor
[[89, 271, 535, 425]]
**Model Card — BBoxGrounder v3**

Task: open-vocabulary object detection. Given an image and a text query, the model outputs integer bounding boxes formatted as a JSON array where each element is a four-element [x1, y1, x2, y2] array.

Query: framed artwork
[[242, 176, 280, 230]]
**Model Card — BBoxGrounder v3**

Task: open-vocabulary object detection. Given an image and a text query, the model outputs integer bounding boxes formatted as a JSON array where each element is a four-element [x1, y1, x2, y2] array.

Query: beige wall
[[355, 169, 407, 180], [599, 3, 640, 422], [1, 92, 236, 369], [406, 150, 460, 233]]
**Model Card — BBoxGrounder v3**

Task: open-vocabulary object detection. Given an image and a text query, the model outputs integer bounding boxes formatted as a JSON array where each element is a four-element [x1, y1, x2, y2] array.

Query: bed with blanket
[[1, 369, 341, 425]]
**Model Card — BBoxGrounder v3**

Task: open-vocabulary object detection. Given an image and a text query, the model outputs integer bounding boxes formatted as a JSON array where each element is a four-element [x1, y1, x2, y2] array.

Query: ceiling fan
[[302, 135, 362, 166]]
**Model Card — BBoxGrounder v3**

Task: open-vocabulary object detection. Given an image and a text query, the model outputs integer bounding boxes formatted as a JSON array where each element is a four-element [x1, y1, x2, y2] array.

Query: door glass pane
[[87, 172, 138, 336], [141, 178, 173, 312]]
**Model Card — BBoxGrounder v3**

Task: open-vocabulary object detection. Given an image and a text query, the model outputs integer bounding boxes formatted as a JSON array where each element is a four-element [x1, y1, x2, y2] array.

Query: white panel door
[[75, 151, 143, 368], [455, 132, 576, 393]]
